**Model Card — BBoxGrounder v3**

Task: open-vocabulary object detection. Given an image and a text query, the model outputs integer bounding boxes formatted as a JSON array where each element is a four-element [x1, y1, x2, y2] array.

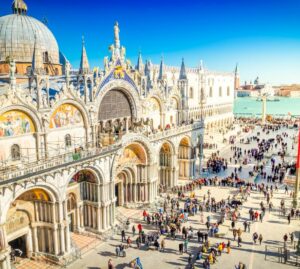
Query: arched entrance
[[6, 188, 60, 260], [67, 170, 100, 232], [178, 137, 194, 180], [159, 142, 176, 188], [115, 143, 150, 207]]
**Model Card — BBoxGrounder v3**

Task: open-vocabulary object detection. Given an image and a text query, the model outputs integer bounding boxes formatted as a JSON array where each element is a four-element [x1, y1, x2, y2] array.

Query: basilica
[[0, 1, 235, 268]]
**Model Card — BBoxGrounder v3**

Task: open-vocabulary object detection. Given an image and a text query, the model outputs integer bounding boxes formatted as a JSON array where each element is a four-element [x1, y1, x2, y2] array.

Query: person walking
[[132, 225, 136, 237], [259, 234, 263, 245], [253, 232, 258, 244], [237, 236, 242, 247], [121, 230, 126, 242], [160, 238, 166, 252], [227, 240, 231, 254], [108, 259, 114, 269], [184, 238, 189, 253]]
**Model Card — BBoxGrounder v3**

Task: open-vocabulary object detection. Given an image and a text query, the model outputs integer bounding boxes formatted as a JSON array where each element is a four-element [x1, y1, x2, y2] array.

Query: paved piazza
[[70, 186, 299, 269]]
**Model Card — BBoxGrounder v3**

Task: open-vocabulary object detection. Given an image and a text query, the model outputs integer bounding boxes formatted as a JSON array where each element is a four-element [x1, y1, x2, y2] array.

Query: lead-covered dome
[[0, 14, 60, 64]]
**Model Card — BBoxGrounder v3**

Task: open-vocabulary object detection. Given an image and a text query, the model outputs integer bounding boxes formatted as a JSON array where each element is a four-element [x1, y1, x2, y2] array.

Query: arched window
[[209, 87, 213, 97], [65, 134, 72, 147], [227, 86, 230, 96], [189, 87, 194, 98], [11, 144, 21, 161], [219, 86, 222, 97]]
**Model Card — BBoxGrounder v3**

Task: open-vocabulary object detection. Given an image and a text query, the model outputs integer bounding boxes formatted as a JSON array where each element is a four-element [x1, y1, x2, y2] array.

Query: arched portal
[[178, 137, 194, 180], [115, 142, 150, 206], [67, 169, 100, 232], [98, 89, 134, 146], [6, 188, 60, 260], [159, 142, 176, 188]]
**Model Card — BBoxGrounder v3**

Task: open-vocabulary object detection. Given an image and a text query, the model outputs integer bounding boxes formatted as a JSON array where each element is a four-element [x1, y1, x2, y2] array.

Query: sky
[[1, 0, 300, 85]]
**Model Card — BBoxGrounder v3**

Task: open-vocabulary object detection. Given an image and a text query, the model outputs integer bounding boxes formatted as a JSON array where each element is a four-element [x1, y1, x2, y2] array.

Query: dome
[[0, 14, 60, 65]]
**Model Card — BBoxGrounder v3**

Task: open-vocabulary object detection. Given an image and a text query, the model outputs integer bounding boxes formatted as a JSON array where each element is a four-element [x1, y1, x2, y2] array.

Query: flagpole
[[292, 125, 300, 208]]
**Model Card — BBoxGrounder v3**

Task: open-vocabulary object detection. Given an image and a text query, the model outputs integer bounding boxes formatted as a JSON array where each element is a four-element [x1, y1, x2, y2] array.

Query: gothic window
[[189, 87, 194, 98], [11, 144, 21, 161], [219, 86, 222, 97], [65, 134, 72, 147], [227, 86, 230, 96], [99, 89, 132, 120], [209, 87, 213, 97]]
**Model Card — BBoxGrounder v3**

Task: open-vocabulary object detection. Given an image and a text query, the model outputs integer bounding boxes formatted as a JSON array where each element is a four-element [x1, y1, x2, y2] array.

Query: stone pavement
[[15, 258, 59, 269], [69, 185, 299, 269]]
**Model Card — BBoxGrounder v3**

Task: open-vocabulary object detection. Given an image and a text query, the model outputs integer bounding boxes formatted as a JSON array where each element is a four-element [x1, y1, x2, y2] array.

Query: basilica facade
[[0, 1, 235, 268]]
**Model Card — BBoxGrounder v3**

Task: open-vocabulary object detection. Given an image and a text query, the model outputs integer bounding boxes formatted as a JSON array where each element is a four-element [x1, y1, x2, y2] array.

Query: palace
[[0, 1, 235, 268]]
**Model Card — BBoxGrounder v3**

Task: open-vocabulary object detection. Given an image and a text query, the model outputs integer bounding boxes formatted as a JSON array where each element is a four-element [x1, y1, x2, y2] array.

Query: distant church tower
[[234, 63, 240, 90]]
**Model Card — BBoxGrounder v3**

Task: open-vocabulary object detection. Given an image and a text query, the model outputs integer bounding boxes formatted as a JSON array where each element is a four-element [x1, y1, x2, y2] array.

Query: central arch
[[97, 88, 138, 146]]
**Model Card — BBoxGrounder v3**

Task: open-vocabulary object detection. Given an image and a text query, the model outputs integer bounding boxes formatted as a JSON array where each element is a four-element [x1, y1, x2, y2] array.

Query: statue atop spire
[[12, 0, 28, 15], [79, 36, 90, 75], [158, 57, 165, 81], [114, 21, 120, 49], [136, 51, 144, 74], [179, 58, 187, 80]]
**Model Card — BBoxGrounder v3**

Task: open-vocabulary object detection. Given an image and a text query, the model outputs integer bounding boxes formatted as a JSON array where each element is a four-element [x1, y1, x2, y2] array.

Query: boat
[[256, 97, 280, 102]]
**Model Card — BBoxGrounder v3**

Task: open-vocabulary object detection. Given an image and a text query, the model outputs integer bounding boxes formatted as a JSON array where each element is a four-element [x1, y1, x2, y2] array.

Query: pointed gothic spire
[[136, 51, 144, 73], [114, 21, 120, 49], [158, 57, 165, 81], [12, 0, 27, 15], [79, 36, 90, 75], [235, 63, 239, 75], [199, 60, 204, 71], [32, 33, 44, 75], [179, 58, 187, 80]]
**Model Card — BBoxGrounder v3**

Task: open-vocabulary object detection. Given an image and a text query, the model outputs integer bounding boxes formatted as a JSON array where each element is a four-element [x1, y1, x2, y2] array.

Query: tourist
[[184, 238, 189, 253], [237, 235, 242, 247], [253, 232, 258, 244], [121, 230, 126, 242], [227, 240, 231, 254], [108, 259, 114, 269], [259, 234, 263, 245], [179, 242, 183, 254], [160, 238, 166, 252], [132, 225, 136, 237]]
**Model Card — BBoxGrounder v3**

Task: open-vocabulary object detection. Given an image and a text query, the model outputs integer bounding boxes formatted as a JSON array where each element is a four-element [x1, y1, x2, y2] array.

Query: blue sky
[[1, 0, 300, 84]]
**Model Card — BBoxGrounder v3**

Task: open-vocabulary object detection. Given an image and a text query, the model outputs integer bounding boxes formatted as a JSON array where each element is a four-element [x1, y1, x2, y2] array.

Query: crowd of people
[[107, 119, 299, 269]]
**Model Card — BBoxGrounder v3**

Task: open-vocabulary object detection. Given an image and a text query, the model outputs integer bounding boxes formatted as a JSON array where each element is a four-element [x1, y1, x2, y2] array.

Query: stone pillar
[[53, 228, 59, 255], [32, 226, 38, 252], [65, 225, 71, 253], [262, 95, 267, 124], [102, 206, 106, 230], [26, 229, 33, 258]]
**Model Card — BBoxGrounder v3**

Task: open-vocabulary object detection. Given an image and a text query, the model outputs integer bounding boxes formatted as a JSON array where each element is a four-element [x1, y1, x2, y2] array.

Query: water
[[234, 97, 300, 116]]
